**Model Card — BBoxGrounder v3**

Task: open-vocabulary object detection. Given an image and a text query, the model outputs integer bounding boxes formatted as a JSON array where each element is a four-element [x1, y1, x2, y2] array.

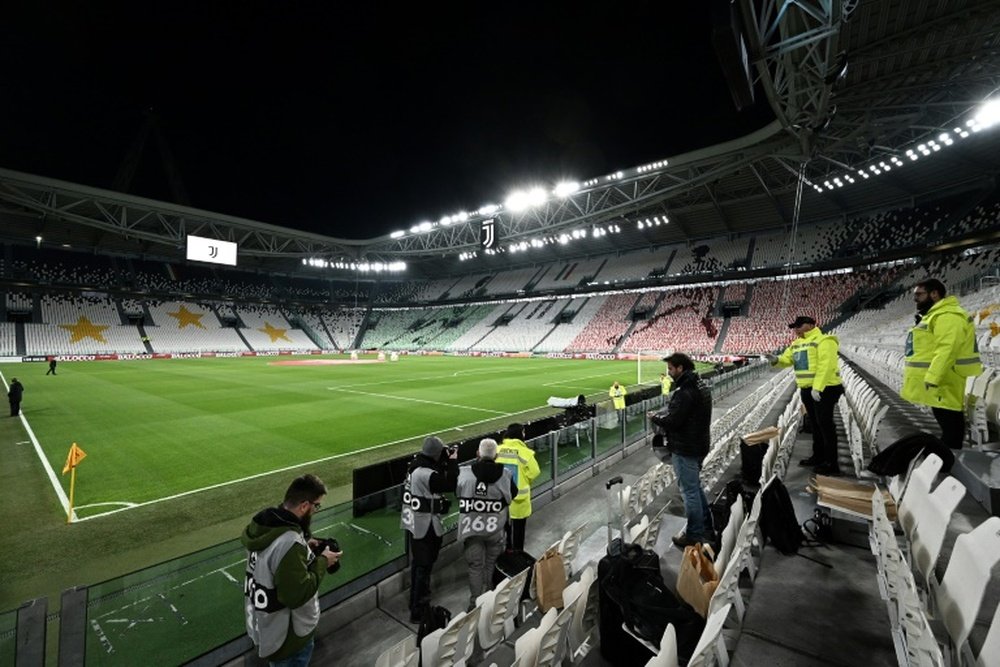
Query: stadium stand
[[0, 322, 16, 356], [564, 293, 638, 352], [535, 295, 608, 353], [592, 247, 671, 284]]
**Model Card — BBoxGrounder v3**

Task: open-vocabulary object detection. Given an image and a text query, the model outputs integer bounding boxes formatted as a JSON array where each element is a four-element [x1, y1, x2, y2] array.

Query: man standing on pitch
[[649, 353, 713, 548], [769, 315, 844, 475], [457, 438, 517, 610], [8, 378, 23, 417], [902, 279, 982, 449], [401, 436, 458, 623], [609, 381, 627, 422], [242, 474, 342, 667]]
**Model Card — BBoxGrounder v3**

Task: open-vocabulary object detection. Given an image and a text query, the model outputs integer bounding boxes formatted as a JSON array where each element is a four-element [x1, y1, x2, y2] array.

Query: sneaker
[[798, 457, 820, 466], [813, 464, 843, 476], [671, 533, 699, 549]]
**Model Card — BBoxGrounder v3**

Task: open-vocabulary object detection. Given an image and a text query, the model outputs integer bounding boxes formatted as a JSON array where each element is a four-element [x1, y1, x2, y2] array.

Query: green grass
[[0, 353, 707, 663]]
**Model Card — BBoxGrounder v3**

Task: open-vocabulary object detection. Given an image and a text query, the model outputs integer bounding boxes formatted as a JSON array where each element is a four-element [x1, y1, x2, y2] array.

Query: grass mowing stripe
[[1, 371, 71, 518], [329, 387, 511, 414]]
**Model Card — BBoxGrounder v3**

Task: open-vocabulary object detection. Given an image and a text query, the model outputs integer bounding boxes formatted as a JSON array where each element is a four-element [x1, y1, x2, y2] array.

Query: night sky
[[1, 2, 774, 240]]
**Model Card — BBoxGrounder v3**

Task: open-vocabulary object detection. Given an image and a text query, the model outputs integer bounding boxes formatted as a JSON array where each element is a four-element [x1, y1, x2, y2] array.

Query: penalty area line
[[329, 387, 510, 415]]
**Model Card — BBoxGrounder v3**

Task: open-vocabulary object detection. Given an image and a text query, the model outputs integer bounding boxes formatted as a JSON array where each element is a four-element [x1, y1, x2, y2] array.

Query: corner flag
[[62, 443, 87, 474]]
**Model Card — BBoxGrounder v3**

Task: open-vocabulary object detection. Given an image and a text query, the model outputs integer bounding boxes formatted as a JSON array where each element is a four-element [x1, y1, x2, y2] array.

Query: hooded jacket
[[902, 295, 982, 411], [649, 370, 712, 458], [774, 326, 842, 391], [242, 506, 328, 661], [456, 459, 517, 542]]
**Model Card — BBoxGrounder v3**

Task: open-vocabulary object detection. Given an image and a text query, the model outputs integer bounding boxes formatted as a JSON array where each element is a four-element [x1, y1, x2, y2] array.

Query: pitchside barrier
[[3, 361, 769, 666]]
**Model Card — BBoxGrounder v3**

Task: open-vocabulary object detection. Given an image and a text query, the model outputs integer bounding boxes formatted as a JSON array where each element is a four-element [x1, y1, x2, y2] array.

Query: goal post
[[636, 350, 672, 388]]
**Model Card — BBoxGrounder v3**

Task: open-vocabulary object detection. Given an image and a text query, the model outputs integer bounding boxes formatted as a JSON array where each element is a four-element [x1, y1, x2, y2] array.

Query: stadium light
[[554, 181, 580, 197], [478, 204, 499, 215], [974, 98, 1000, 128], [390, 230, 405, 238]]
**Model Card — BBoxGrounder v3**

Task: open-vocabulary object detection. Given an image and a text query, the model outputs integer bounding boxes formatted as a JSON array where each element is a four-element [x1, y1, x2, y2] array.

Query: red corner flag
[[62, 443, 87, 475]]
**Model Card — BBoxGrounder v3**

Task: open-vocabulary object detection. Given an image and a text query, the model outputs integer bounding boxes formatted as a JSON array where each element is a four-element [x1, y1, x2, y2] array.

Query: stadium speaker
[[711, 0, 756, 111]]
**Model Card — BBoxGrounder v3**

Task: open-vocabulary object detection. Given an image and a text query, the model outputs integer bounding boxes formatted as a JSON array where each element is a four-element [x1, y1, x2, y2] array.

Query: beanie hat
[[422, 436, 445, 459]]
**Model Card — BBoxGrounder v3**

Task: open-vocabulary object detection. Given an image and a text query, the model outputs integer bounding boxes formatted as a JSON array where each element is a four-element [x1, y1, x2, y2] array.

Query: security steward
[[609, 381, 627, 422], [660, 372, 672, 395], [902, 278, 982, 450], [496, 423, 540, 552], [457, 438, 517, 610], [769, 315, 844, 475], [401, 436, 458, 623]]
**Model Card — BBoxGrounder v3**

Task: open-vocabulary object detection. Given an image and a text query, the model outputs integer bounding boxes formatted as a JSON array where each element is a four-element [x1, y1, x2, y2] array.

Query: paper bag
[[676, 543, 719, 618], [534, 548, 567, 612], [741, 426, 780, 446]]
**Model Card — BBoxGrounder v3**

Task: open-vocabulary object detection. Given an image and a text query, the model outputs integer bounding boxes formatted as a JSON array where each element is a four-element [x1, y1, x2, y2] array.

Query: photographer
[[242, 473, 342, 667], [401, 436, 459, 623]]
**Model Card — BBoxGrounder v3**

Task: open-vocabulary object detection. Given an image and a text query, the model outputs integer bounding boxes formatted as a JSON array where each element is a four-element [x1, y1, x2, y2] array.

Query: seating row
[[870, 454, 1000, 666]]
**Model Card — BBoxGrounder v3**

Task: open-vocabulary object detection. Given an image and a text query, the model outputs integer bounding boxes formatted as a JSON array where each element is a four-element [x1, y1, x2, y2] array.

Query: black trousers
[[9, 399, 20, 417], [801, 385, 844, 467], [932, 407, 966, 450], [408, 531, 442, 615], [505, 517, 527, 552]]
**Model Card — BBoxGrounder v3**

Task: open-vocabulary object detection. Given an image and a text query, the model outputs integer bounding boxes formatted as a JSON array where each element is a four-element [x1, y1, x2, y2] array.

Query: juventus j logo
[[481, 218, 497, 249]]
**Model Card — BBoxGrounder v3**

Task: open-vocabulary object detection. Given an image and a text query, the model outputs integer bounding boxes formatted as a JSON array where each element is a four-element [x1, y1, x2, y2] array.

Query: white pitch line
[[1, 372, 72, 520], [542, 370, 621, 387], [329, 387, 510, 415], [75, 501, 138, 510], [74, 407, 538, 523]]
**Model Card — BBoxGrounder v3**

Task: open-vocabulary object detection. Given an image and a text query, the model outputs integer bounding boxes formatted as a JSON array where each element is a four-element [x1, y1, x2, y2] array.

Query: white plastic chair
[[643, 624, 679, 667], [687, 602, 733, 667], [375, 635, 418, 667], [909, 476, 966, 588], [976, 600, 1000, 667], [512, 607, 568, 667], [714, 495, 744, 577], [896, 453, 943, 535], [934, 516, 1000, 665], [478, 566, 530, 652], [563, 566, 597, 663], [420, 606, 481, 667]]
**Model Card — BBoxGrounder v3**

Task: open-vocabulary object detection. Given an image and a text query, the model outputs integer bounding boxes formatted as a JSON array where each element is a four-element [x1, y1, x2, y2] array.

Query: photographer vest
[[244, 530, 320, 659], [456, 465, 512, 542], [400, 466, 446, 538]]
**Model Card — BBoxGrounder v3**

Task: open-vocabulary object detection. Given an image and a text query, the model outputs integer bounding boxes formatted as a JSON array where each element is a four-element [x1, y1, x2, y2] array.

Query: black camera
[[311, 538, 341, 574]]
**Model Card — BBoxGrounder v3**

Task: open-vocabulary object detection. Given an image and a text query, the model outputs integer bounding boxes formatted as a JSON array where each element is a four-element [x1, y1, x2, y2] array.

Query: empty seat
[[421, 607, 481, 667], [934, 517, 1000, 663]]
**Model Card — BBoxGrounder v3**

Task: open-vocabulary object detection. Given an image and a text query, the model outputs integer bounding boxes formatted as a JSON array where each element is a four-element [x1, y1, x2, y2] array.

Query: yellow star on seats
[[260, 322, 291, 343], [59, 316, 110, 344], [168, 305, 206, 329]]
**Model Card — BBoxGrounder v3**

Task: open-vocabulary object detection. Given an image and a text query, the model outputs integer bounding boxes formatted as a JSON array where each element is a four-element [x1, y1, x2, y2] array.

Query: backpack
[[759, 478, 803, 554], [416, 605, 452, 648]]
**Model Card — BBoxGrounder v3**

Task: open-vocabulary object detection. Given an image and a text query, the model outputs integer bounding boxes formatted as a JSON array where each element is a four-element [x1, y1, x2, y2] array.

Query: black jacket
[[8, 381, 23, 401], [650, 370, 711, 458], [407, 453, 459, 494], [471, 459, 520, 498]]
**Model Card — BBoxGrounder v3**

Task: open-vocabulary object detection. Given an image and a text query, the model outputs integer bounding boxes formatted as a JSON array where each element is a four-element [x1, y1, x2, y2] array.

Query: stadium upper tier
[[2, 190, 999, 358]]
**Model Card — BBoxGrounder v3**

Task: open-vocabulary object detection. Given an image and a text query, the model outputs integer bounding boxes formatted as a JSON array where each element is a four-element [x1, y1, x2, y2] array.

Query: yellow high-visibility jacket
[[661, 376, 672, 395], [774, 327, 841, 391], [609, 384, 627, 410], [901, 295, 982, 412], [496, 438, 540, 519]]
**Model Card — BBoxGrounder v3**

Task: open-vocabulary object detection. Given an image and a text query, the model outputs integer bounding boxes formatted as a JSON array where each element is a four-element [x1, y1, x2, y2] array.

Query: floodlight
[[938, 133, 949, 142], [390, 230, 405, 238], [554, 181, 580, 197], [974, 98, 1000, 128], [439, 216, 452, 226], [478, 204, 499, 215], [505, 190, 530, 212], [418, 221, 433, 232]]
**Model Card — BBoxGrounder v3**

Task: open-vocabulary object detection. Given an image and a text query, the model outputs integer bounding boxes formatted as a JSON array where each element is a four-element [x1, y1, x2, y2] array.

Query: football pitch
[[0, 353, 674, 615], [8, 354, 665, 519]]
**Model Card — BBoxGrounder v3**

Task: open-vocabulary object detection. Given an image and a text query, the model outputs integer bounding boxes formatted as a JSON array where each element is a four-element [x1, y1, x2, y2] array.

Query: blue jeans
[[672, 453, 712, 540], [270, 638, 315, 667]]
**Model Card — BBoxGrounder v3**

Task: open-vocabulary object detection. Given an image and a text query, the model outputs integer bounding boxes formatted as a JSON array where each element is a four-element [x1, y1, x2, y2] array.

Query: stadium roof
[[1, 0, 998, 276]]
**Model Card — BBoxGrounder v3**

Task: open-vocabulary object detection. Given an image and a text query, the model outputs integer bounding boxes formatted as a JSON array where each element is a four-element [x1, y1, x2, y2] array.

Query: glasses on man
[[311, 501, 322, 510]]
